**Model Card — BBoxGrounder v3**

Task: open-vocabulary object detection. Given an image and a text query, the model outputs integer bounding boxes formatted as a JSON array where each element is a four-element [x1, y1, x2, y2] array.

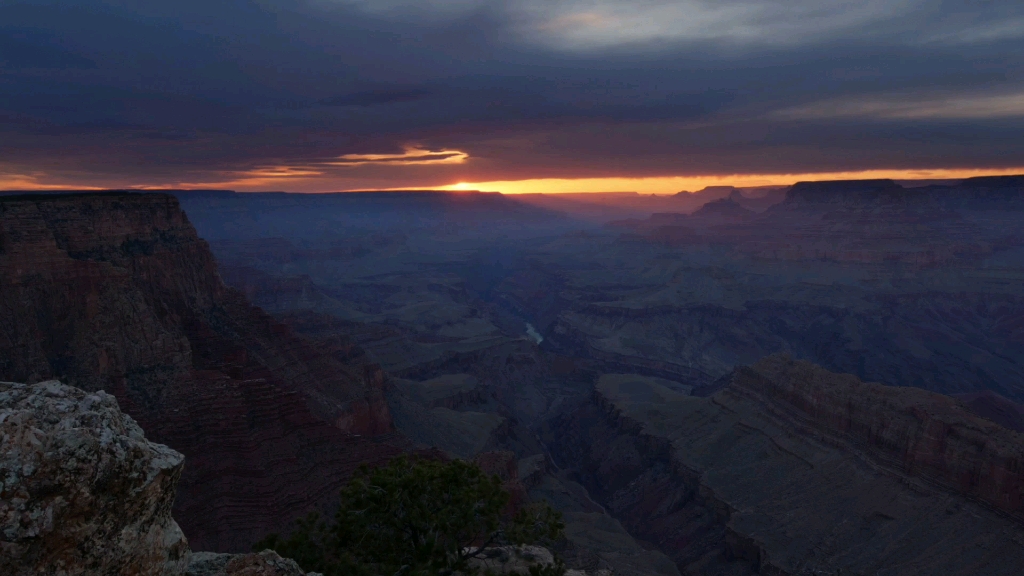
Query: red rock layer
[[0, 193, 403, 551], [730, 355, 1024, 520]]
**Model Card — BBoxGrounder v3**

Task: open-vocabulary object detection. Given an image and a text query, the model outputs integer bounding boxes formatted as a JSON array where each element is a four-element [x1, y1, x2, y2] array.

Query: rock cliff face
[[0, 193, 403, 551], [545, 356, 1024, 575], [0, 379, 190, 576], [730, 356, 1024, 520]]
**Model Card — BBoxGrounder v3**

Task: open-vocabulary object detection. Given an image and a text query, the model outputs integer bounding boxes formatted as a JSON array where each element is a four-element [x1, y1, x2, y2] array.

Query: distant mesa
[[961, 175, 1024, 189], [781, 175, 1024, 209], [783, 178, 909, 205], [675, 185, 736, 197], [690, 194, 756, 220]]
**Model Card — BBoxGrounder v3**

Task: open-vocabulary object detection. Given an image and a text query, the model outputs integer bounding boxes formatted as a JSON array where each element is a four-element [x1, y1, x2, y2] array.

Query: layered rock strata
[[0, 193, 403, 550], [0, 380, 190, 576], [731, 356, 1024, 520], [546, 356, 1024, 575]]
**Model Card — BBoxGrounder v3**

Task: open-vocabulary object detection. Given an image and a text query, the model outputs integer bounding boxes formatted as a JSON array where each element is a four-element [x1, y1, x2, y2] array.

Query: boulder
[[186, 550, 321, 576], [0, 380, 190, 575]]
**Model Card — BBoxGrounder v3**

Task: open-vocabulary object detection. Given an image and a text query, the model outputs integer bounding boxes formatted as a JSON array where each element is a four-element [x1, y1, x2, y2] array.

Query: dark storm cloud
[[0, 32, 97, 70], [2, 0, 1024, 188], [319, 89, 432, 107]]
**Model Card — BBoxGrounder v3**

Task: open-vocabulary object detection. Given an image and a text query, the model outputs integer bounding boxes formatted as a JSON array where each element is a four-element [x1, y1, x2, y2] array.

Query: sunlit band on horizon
[[427, 167, 1024, 195], [5, 167, 1024, 195]]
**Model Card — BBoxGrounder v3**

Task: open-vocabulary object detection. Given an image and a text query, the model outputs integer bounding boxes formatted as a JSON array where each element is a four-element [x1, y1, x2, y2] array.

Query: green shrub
[[256, 456, 565, 576]]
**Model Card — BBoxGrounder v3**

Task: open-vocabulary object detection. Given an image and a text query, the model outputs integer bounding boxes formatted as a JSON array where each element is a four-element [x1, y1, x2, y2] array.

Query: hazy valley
[[7, 1, 1024, 573], [4, 178, 1024, 575]]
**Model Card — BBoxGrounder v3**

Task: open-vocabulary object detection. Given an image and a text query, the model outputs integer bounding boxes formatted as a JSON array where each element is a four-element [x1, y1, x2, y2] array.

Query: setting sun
[[431, 167, 1024, 195]]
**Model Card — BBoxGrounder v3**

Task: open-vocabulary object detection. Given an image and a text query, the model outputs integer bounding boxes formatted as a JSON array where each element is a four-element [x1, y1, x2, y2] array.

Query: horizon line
[[3, 169, 1024, 196]]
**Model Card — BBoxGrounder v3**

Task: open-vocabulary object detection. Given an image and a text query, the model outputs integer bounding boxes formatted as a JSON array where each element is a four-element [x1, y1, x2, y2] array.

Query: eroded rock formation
[[0, 379, 190, 576], [731, 355, 1024, 520], [0, 193, 404, 550], [545, 356, 1024, 575]]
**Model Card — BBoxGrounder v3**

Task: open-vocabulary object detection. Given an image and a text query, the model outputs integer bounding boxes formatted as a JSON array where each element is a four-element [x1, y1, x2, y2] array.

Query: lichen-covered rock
[[0, 380, 190, 576], [186, 550, 321, 576]]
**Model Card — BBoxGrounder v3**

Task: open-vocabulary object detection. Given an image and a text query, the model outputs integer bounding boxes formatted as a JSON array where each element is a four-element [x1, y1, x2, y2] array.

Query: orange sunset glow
[[430, 167, 1024, 195], [8, 167, 1024, 195]]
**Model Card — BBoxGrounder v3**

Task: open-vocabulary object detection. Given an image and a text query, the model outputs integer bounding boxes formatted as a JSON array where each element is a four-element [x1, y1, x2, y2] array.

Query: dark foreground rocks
[[0, 378, 330, 576], [0, 380, 190, 576]]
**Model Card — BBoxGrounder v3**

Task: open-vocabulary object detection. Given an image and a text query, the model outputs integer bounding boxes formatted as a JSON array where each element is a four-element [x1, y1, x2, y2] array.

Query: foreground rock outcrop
[[186, 550, 318, 576], [0, 380, 189, 575], [546, 356, 1024, 575], [0, 193, 404, 550]]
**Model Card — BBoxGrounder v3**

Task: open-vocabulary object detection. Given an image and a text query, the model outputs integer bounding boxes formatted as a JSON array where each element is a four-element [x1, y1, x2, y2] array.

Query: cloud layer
[[2, 0, 1023, 190]]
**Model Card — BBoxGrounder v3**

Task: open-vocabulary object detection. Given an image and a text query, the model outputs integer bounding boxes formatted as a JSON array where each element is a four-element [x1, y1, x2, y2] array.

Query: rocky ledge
[[0, 380, 189, 576], [0, 379, 331, 575]]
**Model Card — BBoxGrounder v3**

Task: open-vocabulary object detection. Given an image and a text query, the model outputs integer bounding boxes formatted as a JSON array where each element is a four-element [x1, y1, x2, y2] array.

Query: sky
[[2, 0, 1024, 193]]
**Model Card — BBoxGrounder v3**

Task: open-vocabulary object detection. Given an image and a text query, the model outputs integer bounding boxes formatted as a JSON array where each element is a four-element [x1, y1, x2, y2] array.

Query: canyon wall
[[730, 356, 1024, 519], [546, 356, 1024, 575], [0, 193, 403, 551]]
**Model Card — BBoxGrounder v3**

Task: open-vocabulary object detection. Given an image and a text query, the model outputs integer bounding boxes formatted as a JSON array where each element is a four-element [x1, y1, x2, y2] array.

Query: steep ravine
[[543, 384, 759, 575], [543, 357, 1024, 576]]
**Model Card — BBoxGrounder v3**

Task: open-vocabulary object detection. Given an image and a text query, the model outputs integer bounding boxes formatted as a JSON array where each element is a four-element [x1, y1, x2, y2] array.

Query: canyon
[[544, 356, 1024, 575], [3, 179, 1024, 574]]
